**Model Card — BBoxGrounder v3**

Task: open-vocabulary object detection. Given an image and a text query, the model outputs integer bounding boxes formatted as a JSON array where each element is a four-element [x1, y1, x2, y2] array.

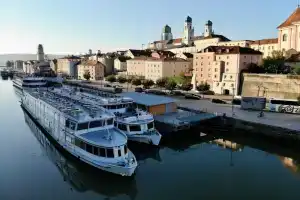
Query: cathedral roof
[[201, 46, 262, 55], [278, 7, 300, 29], [250, 38, 278, 45], [186, 16, 192, 23]]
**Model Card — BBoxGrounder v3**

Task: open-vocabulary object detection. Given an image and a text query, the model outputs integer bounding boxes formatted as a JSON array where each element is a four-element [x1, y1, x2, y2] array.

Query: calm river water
[[1, 77, 300, 200]]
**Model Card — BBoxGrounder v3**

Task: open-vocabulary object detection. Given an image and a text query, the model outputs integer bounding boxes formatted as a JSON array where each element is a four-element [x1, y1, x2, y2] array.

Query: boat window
[[147, 122, 154, 129], [75, 138, 81, 147], [77, 122, 89, 130], [106, 118, 113, 125], [66, 119, 76, 130], [99, 147, 106, 157], [118, 149, 122, 157], [92, 146, 99, 156], [106, 148, 114, 158], [129, 125, 141, 132], [270, 100, 299, 106], [118, 123, 127, 131], [124, 145, 128, 154], [86, 143, 93, 154], [110, 105, 116, 109], [89, 120, 103, 128], [80, 141, 85, 150], [114, 121, 117, 127]]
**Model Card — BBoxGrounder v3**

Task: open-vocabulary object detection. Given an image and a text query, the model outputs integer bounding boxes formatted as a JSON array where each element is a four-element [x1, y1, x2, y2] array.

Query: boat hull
[[21, 103, 137, 177], [127, 131, 161, 146]]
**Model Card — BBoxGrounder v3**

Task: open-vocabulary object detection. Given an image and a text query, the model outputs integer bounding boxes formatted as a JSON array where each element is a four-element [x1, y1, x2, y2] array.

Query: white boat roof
[[27, 90, 114, 122], [78, 128, 127, 147], [63, 86, 133, 105]]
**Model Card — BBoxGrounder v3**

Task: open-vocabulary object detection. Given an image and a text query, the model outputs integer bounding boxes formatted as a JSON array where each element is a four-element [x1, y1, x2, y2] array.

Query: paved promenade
[[177, 99, 300, 131]]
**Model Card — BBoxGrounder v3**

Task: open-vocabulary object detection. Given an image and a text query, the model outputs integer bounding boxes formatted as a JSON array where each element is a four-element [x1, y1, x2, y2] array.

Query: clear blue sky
[[0, 0, 298, 54]]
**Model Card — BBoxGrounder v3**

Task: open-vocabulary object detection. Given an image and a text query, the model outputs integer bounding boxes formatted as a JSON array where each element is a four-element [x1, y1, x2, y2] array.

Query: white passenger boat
[[13, 75, 63, 89], [55, 87, 162, 146], [21, 89, 137, 176]]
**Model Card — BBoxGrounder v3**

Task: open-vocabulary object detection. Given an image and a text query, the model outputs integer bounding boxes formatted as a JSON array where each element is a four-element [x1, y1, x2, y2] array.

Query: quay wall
[[242, 73, 300, 99]]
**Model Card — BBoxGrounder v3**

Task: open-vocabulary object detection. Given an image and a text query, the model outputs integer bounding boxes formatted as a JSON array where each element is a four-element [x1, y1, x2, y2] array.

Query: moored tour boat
[[21, 88, 137, 176]]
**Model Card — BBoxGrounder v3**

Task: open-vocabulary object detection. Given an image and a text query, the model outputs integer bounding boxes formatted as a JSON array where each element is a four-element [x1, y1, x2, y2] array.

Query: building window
[[283, 34, 287, 41], [201, 68, 203, 71], [224, 75, 227, 79], [268, 46, 270, 50], [214, 75, 217, 78], [208, 56, 210, 59], [217, 83, 219, 86], [201, 74, 203, 77], [201, 62, 203, 66], [226, 68, 229, 72], [223, 83, 225, 86], [230, 75, 233, 79], [243, 62, 246, 65], [215, 68, 218, 72], [226, 62, 229, 65], [244, 56, 246, 58], [196, 57, 198, 59], [231, 83, 234, 87], [196, 62, 198, 65], [201, 57, 203, 59]]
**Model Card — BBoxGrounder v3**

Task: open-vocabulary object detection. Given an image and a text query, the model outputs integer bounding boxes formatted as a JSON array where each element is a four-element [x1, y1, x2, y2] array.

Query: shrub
[[106, 75, 116, 83], [117, 76, 127, 83], [156, 77, 168, 88], [131, 78, 142, 86], [142, 79, 155, 89], [165, 79, 177, 91]]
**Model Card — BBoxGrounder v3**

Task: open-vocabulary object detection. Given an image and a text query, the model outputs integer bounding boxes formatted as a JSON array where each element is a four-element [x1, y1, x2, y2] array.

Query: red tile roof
[[278, 7, 300, 29], [250, 38, 278, 45]]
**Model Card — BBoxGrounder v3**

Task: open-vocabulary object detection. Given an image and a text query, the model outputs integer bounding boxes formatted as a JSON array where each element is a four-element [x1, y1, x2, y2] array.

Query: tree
[[196, 82, 210, 91], [142, 79, 154, 89], [293, 65, 300, 75], [180, 82, 193, 91], [83, 70, 91, 80], [106, 75, 116, 83], [156, 77, 168, 88], [6, 60, 13, 68], [117, 76, 127, 83], [131, 78, 142, 86], [244, 63, 265, 73], [262, 50, 291, 74], [126, 76, 134, 83], [165, 79, 177, 91]]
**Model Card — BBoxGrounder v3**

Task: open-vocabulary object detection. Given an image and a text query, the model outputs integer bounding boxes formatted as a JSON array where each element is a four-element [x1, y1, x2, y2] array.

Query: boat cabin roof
[[78, 127, 127, 147], [28, 90, 114, 122]]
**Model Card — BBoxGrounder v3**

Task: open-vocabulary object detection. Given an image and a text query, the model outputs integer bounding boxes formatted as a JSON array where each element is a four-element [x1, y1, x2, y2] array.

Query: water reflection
[[211, 138, 244, 152], [23, 109, 138, 200], [279, 157, 300, 174]]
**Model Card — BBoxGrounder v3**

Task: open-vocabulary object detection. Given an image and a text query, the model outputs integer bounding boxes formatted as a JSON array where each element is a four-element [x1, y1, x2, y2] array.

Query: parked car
[[135, 87, 143, 93], [184, 93, 201, 100], [104, 84, 112, 87], [212, 98, 227, 104]]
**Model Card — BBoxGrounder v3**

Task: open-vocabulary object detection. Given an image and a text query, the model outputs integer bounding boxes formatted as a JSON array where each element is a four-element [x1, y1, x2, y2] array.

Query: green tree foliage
[[142, 79, 155, 89], [156, 77, 168, 88], [106, 75, 116, 83], [131, 78, 142, 86], [83, 70, 91, 80], [117, 76, 127, 83], [180, 82, 193, 91], [6, 60, 13, 68], [196, 82, 210, 91], [262, 50, 291, 74], [165, 79, 177, 91], [126, 76, 134, 83], [243, 63, 265, 73], [293, 65, 300, 75]]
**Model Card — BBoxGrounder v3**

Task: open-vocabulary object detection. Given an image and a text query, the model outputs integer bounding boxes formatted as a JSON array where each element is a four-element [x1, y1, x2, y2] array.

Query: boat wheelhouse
[[54, 86, 162, 145], [21, 89, 137, 176]]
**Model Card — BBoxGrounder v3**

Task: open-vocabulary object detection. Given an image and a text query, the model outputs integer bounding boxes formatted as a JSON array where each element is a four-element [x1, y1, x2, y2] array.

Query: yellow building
[[77, 60, 105, 81]]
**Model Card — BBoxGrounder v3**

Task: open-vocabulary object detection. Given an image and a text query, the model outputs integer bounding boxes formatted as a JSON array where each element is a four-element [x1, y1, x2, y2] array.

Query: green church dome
[[162, 24, 172, 33], [186, 16, 192, 23]]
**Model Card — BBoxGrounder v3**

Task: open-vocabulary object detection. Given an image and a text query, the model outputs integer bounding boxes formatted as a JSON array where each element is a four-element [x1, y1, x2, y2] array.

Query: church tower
[[37, 44, 45, 62], [161, 24, 173, 41], [204, 20, 213, 37], [183, 16, 194, 45]]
